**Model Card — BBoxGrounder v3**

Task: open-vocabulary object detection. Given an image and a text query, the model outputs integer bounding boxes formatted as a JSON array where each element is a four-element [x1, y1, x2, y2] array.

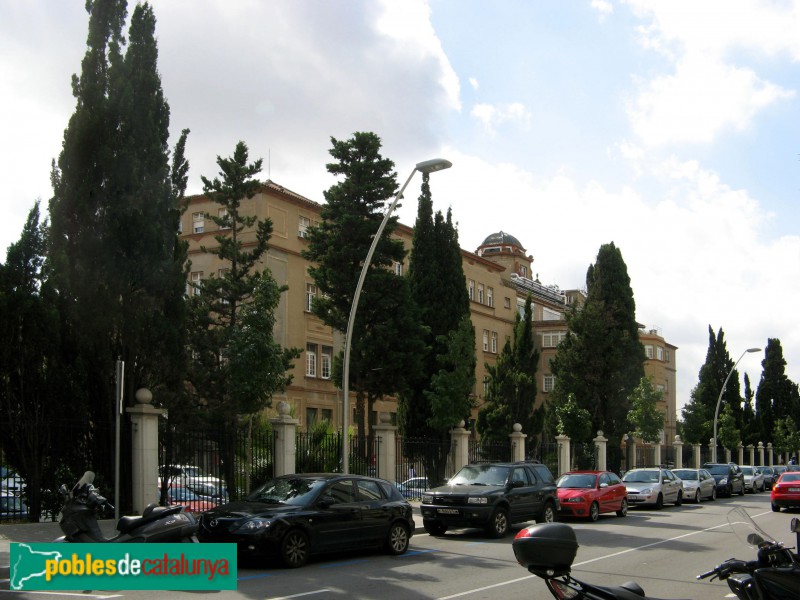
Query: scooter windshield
[[727, 506, 777, 548]]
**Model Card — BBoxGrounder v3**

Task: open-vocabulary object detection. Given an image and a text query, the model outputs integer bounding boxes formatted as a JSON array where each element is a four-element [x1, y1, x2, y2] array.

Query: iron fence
[[468, 439, 512, 464]]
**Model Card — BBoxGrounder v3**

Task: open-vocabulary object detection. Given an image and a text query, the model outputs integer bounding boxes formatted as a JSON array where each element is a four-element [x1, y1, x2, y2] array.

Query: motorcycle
[[697, 506, 800, 600], [511, 507, 800, 599], [56, 471, 199, 543]]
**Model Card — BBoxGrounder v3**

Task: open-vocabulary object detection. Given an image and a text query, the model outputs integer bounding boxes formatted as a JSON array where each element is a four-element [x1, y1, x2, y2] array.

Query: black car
[[702, 463, 745, 497], [197, 473, 414, 568], [420, 462, 559, 538]]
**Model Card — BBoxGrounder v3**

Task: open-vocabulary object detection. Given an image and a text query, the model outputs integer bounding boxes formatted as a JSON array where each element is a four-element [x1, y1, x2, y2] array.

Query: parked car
[[185, 481, 230, 504], [672, 468, 716, 502], [702, 462, 745, 497], [760, 466, 778, 490], [421, 462, 559, 538], [160, 464, 222, 490], [771, 471, 800, 512], [197, 473, 413, 568], [395, 477, 429, 499], [740, 466, 765, 493], [0, 491, 28, 521], [556, 470, 627, 521], [622, 467, 683, 508], [159, 484, 216, 514], [0, 467, 26, 497]]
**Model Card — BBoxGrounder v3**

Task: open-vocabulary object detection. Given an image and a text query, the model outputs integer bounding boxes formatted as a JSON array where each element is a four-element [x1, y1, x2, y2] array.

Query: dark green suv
[[420, 462, 559, 538]]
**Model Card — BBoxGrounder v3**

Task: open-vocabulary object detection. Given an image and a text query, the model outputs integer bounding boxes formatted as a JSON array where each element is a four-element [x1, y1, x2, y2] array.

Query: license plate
[[437, 508, 460, 515], [789, 488, 800, 493]]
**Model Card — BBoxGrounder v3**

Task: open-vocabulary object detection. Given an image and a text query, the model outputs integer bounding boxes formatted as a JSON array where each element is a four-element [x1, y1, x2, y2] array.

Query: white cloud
[[470, 102, 532, 135], [591, 0, 614, 21]]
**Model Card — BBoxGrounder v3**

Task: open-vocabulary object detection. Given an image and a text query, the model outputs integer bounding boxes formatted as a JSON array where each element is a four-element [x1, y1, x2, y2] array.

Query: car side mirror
[[318, 495, 335, 508], [509, 480, 525, 489], [599, 482, 608, 488]]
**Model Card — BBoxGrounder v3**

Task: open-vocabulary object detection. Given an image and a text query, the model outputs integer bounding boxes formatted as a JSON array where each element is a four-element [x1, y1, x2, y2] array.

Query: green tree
[[550, 242, 645, 444], [717, 405, 741, 452], [187, 141, 299, 493], [756, 339, 796, 442], [627, 377, 666, 444], [303, 132, 425, 452], [554, 394, 592, 442], [741, 373, 759, 446], [477, 295, 540, 441], [773, 417, 800, 458], [47, 0, 191, 496]]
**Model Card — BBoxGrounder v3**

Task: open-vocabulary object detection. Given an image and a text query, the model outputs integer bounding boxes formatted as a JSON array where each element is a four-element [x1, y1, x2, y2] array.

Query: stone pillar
[[726, 448, 732, 463], [126, 388, 166, 515], [653, 443, 662, 467], [673, 436, 683, 469], [758, 442, 765, 466], [450, 421, 470, 474], [509, 423, 527, 462], [594, 431, 608, 471], [747, 444, 755, 466], [629, 438, 638, 469], [372, 412, 397, 482], [555, 435, 571, 476], [767, 443, 774, 466], [736, 443, 743, 466], [270, 401, 299, 477], [693, 444, 701, 469]]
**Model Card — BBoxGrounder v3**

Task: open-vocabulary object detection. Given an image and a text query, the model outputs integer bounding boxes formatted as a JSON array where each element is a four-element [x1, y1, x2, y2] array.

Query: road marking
[[0, 591, 122, 598], [264, 591, 331, 600], [435, 518, 738, 599]]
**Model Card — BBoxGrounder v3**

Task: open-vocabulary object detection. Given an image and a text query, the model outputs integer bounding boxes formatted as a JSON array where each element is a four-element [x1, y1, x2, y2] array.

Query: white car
[[672, 468, 716, 502], [622, 468, 683, 509], [740, 466, 765, 493], [159, 464, 223, 490]]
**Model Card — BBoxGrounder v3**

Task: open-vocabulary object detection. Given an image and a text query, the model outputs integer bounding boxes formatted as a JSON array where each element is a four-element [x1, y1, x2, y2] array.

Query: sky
[[2, 0, 799, 421]]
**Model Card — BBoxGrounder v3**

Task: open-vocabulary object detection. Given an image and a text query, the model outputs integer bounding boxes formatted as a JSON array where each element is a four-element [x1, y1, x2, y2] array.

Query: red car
[[158, 484, 215, 514], [557, 470, 628, 521], [771, 472, 800, 512]]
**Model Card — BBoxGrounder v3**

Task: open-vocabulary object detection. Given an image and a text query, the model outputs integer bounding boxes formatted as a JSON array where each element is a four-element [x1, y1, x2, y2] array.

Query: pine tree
[[756, 338, 796, 443], [550, 242, 644, 444]]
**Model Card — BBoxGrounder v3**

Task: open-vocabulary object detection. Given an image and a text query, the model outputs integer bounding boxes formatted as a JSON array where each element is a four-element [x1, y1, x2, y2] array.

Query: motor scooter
[[512, 506, 800, 600], [56, 471, 199, 543]]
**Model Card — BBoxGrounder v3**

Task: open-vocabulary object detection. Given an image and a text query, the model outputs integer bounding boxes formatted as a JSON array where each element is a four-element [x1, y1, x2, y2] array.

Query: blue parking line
[[317, 559, 370, 569], [239, 572, 276, 580], [401, 548, 439, 556]]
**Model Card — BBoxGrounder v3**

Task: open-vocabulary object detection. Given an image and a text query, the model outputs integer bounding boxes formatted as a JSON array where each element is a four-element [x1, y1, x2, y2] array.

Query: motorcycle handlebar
[[697, 559, 753, 581]]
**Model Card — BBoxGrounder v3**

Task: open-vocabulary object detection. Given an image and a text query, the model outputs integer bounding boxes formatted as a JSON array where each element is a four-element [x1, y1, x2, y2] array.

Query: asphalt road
[[2, 491, 796, 599]]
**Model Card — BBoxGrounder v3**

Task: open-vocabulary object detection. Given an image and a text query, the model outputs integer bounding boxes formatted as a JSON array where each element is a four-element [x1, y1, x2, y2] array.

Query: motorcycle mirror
[[746, 533, 765, 546]]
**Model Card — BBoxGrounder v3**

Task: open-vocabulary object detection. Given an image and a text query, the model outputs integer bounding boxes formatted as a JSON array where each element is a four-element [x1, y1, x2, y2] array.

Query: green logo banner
[[10, 543, 237, 590]]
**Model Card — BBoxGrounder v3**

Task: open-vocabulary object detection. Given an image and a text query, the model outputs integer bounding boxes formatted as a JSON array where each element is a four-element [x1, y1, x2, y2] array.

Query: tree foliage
[[756, 339, 798, 443], [550, 242, 644, 444], [717, 404, 741, 452], [554, 394, 592, 441], [627, 377, 666, 444]]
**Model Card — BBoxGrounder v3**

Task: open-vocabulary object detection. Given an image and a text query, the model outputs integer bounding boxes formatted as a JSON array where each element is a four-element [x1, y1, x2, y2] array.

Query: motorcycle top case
[[513, 523, 578, 577]]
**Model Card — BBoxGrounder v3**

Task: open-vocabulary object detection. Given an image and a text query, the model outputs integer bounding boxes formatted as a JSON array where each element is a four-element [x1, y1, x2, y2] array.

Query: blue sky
[[1, 0, 799, 419]]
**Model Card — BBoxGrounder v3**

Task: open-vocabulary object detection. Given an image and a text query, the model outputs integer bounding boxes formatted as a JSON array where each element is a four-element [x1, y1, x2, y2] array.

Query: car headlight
[[566, 497, 584, 503], [640, 488, 652, 495], [719, 478, 728, 485], [467, 497, 488, 504], [421, 494, 433, 504], [234, 518, 272, 533]]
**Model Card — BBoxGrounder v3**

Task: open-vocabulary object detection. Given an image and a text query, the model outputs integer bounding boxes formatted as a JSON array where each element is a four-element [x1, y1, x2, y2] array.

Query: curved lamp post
[[712, 347, 761, 462], [341, 158, 452, 474]]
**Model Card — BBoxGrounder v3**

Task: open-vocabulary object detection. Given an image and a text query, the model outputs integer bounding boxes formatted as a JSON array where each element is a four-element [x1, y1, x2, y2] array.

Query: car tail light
[[546, 578, 581, 599]]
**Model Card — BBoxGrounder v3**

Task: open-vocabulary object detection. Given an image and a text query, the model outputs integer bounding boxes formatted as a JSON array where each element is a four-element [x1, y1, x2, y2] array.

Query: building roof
[[480, 231, 524, 249]]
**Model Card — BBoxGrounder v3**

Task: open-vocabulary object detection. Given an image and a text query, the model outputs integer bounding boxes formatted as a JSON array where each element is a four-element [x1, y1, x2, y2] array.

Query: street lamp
[[341, 158, 452, 474], [712, 347, 761, 462]]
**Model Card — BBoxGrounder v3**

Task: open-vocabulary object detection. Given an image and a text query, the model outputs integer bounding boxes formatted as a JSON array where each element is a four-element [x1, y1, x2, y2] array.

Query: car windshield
[[781, 473, 800, 482], [557, 474, 597, 489], [449, 465, 510, 486], [247, 477, 326, 505], [673, 470, 697, 480], [706, 465, 730, 475], [623, 470, 659, 483], [741, 467, 755, 475]]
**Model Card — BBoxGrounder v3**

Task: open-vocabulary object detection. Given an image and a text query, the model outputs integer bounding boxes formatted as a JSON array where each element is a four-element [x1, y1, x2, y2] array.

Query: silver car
[[622, 468, 683, 509], [740, 466, 765, 493], [672, 468, 716, 502]]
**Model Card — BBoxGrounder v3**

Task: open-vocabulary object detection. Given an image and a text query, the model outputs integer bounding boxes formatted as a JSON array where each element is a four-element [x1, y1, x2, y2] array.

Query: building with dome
[[181, 181, 677, 445]]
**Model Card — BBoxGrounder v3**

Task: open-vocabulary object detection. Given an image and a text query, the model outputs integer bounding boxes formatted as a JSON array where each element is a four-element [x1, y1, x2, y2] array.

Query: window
[[321, 409, 333, 423], [298, 215, 310, 238], [305, 283, 316, 312], [487, 287, 494, 307], [326, 480, 357, 504], [468, 280, 475, 301], [478, 284, 485, 304], [192, 212, 205, 233], [645, 345, 654, 359], [483, 376, 489, 396], [356, 480, 383, 501], [504, 297, 511, 309], [218, 208, 230, 230], [393, 261, 403, 276], [543, 375, 555, 392], [306, 408, 318, 427], [520, 265, 528, 277], [483, 330, 489, 352], [665, 349, 671, 363], [321, 346, 332, 380], [542, 331, 566, 348], [543, 307, 561, 321], [306, 343, 317, 377], [657, 346, 664, 361], [491, 331, 498, 353], [188, 271, 203, 296]]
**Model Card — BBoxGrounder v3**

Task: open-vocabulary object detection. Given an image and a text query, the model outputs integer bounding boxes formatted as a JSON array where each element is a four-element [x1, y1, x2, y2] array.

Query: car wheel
[[675, 490, 682, 506], [385, 522, 410, 555], [588, 502, 600, 522], [536, 501, 557, 524], [423, 520, 447, 536], [486, 507, 510, 538], [772, 502, 781, 512], [710, 486, 716, 501], [738, 482, 745, 496], [280, 529, 310, 568], [694, 489, 701, 503], [655, 493, 664, 510], [616, 498, 628, 518]]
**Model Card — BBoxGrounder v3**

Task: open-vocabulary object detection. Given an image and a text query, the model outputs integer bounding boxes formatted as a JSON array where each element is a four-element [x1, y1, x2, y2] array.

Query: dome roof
[[480, 231, 523, 248]]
